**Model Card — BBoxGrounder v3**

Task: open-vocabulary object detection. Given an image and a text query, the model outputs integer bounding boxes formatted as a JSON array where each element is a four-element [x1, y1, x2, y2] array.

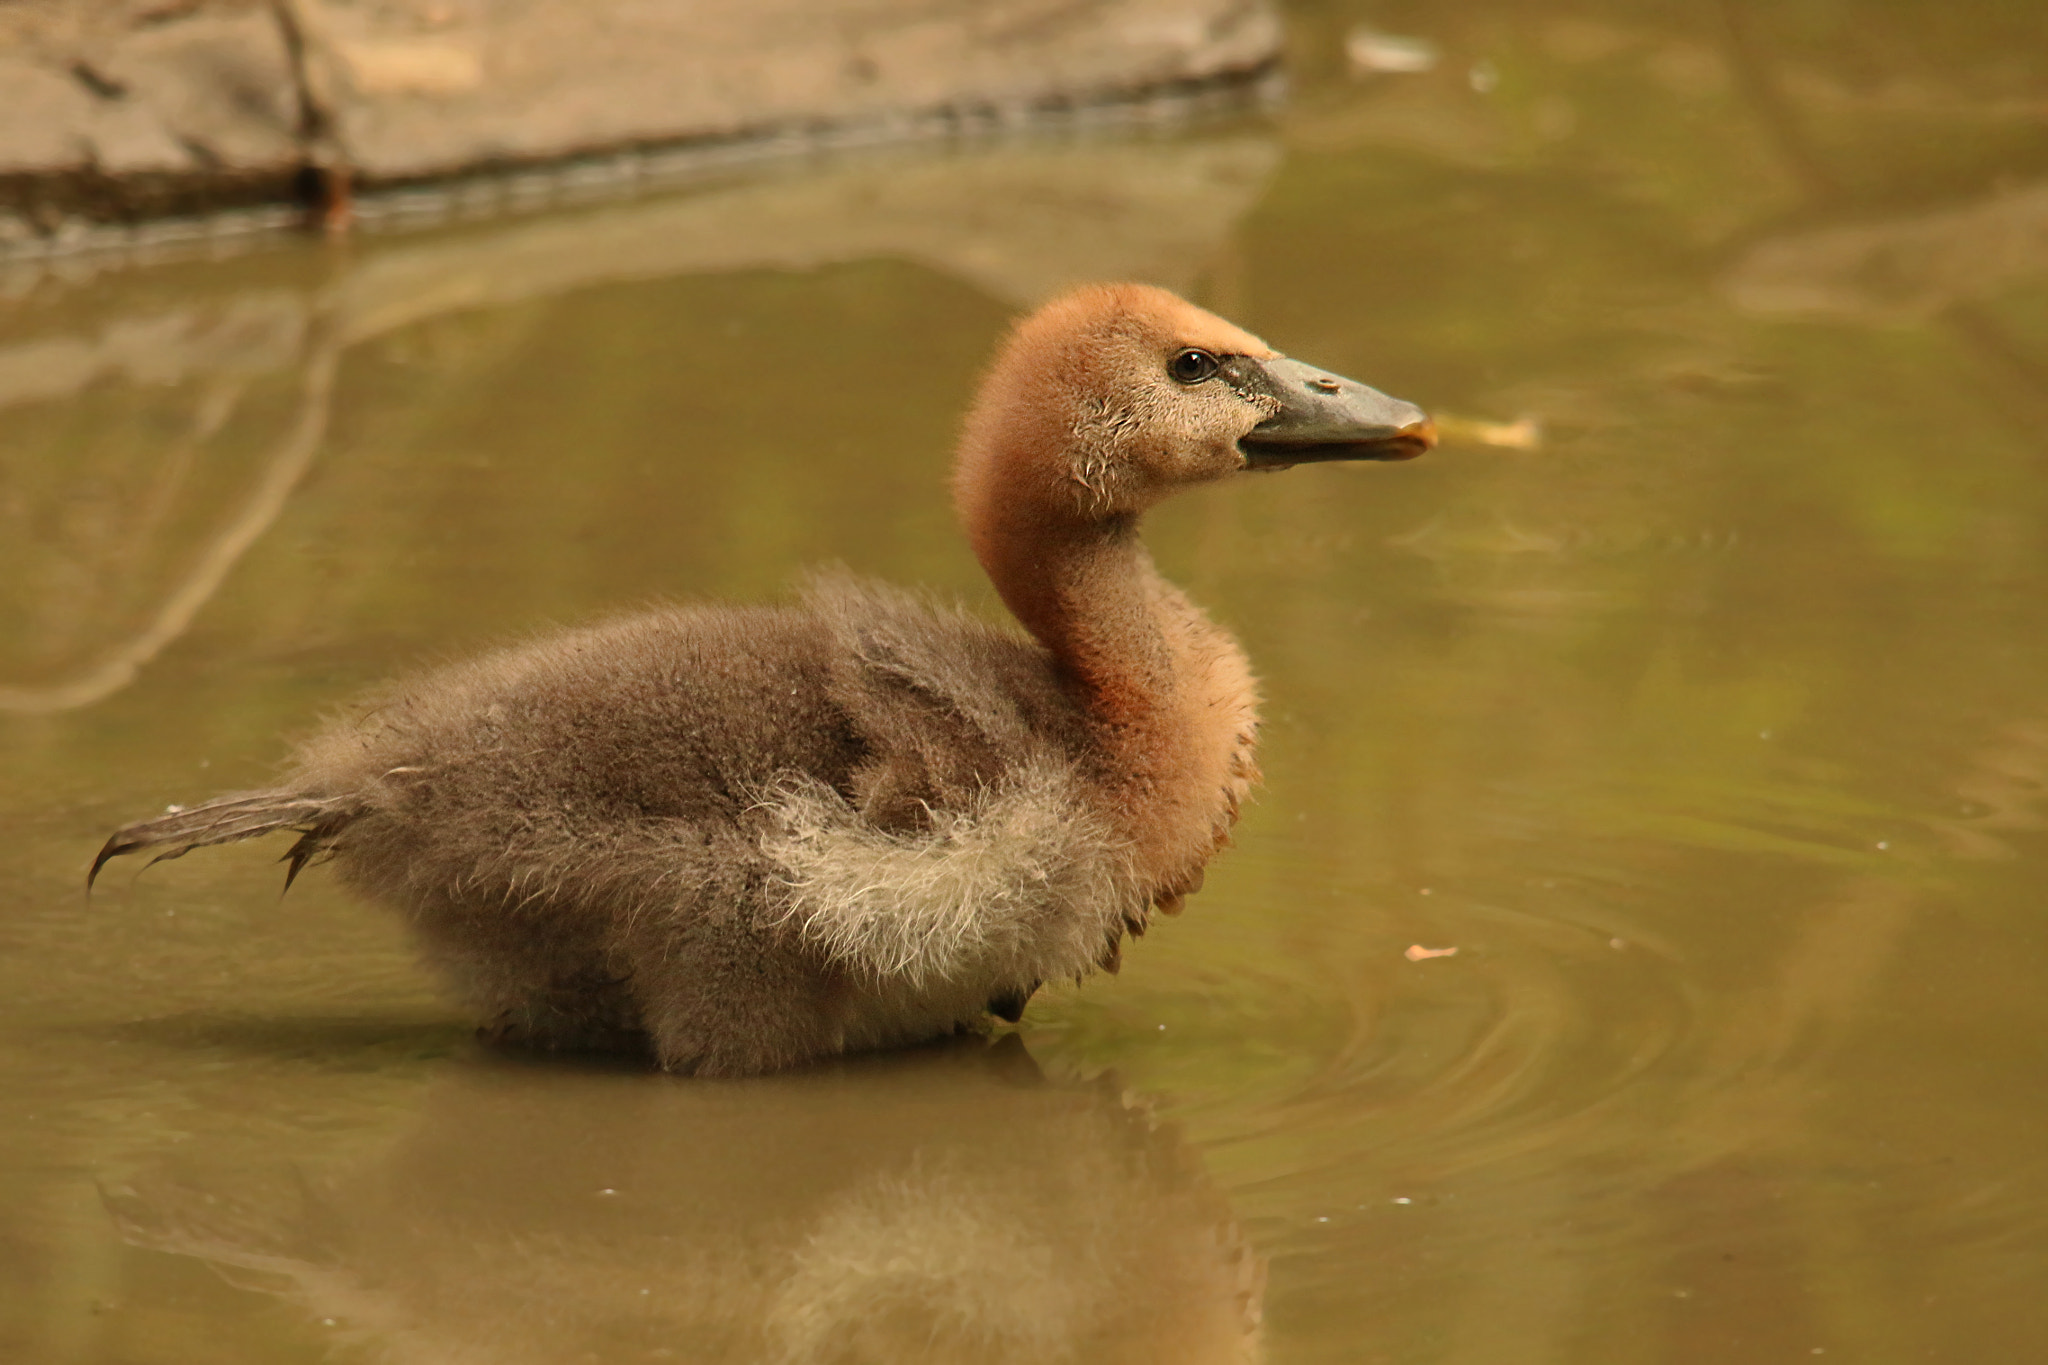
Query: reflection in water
[[1723, 181, 2048, 323], [107, 1041, 1263, 1365], [0, 134, 1275, 714], [0, 329, 342, 714]]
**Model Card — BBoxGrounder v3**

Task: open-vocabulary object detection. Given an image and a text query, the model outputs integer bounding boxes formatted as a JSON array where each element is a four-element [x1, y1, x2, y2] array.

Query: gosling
[[93, 284, 1434, 1076]]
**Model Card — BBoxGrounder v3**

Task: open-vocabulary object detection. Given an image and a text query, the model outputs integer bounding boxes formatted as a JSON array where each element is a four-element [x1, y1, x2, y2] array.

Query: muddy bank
[[0, 0, 1282, 243]]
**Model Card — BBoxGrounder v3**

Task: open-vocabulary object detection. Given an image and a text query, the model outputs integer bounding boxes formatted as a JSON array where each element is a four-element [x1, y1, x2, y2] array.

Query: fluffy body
[[92, 283, 1421, 1077]]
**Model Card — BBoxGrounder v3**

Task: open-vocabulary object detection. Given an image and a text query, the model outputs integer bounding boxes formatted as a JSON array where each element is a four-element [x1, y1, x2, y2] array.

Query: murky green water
[[6, 3, 2048, 1361]]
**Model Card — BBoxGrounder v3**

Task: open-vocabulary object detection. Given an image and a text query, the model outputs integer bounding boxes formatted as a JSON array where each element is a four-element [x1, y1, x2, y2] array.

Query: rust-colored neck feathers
[[953, 287, 1265, 901]]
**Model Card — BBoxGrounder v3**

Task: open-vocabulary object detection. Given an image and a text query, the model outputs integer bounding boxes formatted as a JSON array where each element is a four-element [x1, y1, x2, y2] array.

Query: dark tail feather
[[89, 789, 364, 892]]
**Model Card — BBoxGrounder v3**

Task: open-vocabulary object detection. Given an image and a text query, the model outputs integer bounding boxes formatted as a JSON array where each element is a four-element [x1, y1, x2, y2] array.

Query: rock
[[0, 60, 99, 171], [85, 5, 301, 171], [1, 6, 302, 223], [308, 0, 1279, 179], [0, 0, 1282, 226]]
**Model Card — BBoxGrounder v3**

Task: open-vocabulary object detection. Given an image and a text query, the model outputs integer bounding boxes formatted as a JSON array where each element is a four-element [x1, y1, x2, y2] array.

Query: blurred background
[[3, 1, 2047, 1361]]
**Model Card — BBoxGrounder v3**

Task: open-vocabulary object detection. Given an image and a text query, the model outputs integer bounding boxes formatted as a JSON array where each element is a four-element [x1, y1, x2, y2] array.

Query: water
[[5, 3, 2048, 1360]]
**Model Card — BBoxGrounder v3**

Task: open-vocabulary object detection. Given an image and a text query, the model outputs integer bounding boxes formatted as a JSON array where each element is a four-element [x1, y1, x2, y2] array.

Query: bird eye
[[1168, 348, 1220, 384]]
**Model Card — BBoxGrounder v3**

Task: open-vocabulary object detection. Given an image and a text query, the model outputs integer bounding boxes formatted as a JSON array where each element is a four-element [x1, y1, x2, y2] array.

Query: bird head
[[955, 283, 1434, 532]]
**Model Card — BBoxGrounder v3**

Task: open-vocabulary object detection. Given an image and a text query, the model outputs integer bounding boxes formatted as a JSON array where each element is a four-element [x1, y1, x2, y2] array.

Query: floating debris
[[1433, 413, 1543, 449], [1346, 27, 1439, 76], [1403, 944, 1459, 961]]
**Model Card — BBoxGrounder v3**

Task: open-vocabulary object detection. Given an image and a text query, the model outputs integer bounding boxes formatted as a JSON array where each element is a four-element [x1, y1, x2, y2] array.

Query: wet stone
[[0, 0, 1282, 228]]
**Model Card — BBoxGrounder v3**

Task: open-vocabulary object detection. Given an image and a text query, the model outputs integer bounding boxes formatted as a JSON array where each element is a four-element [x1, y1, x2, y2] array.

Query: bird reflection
[[105, 1036, 1263, 1364]]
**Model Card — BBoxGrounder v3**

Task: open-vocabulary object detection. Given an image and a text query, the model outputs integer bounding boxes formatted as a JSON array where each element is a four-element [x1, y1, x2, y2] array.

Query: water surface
[[4, 3, 2047, 1361]]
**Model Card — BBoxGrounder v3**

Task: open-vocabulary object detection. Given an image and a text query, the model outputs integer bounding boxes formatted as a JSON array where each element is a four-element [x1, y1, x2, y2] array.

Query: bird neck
[[973, 504, 1260, 895], [980, 511, 1176, 714]]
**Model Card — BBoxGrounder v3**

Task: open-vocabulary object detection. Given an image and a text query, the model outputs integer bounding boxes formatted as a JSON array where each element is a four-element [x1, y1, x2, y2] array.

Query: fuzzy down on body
[[107, 579, 1149, 1076]]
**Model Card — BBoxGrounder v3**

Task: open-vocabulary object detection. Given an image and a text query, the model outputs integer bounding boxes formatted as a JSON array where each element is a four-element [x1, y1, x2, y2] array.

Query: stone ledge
[[0, 0, 1285, 235]]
